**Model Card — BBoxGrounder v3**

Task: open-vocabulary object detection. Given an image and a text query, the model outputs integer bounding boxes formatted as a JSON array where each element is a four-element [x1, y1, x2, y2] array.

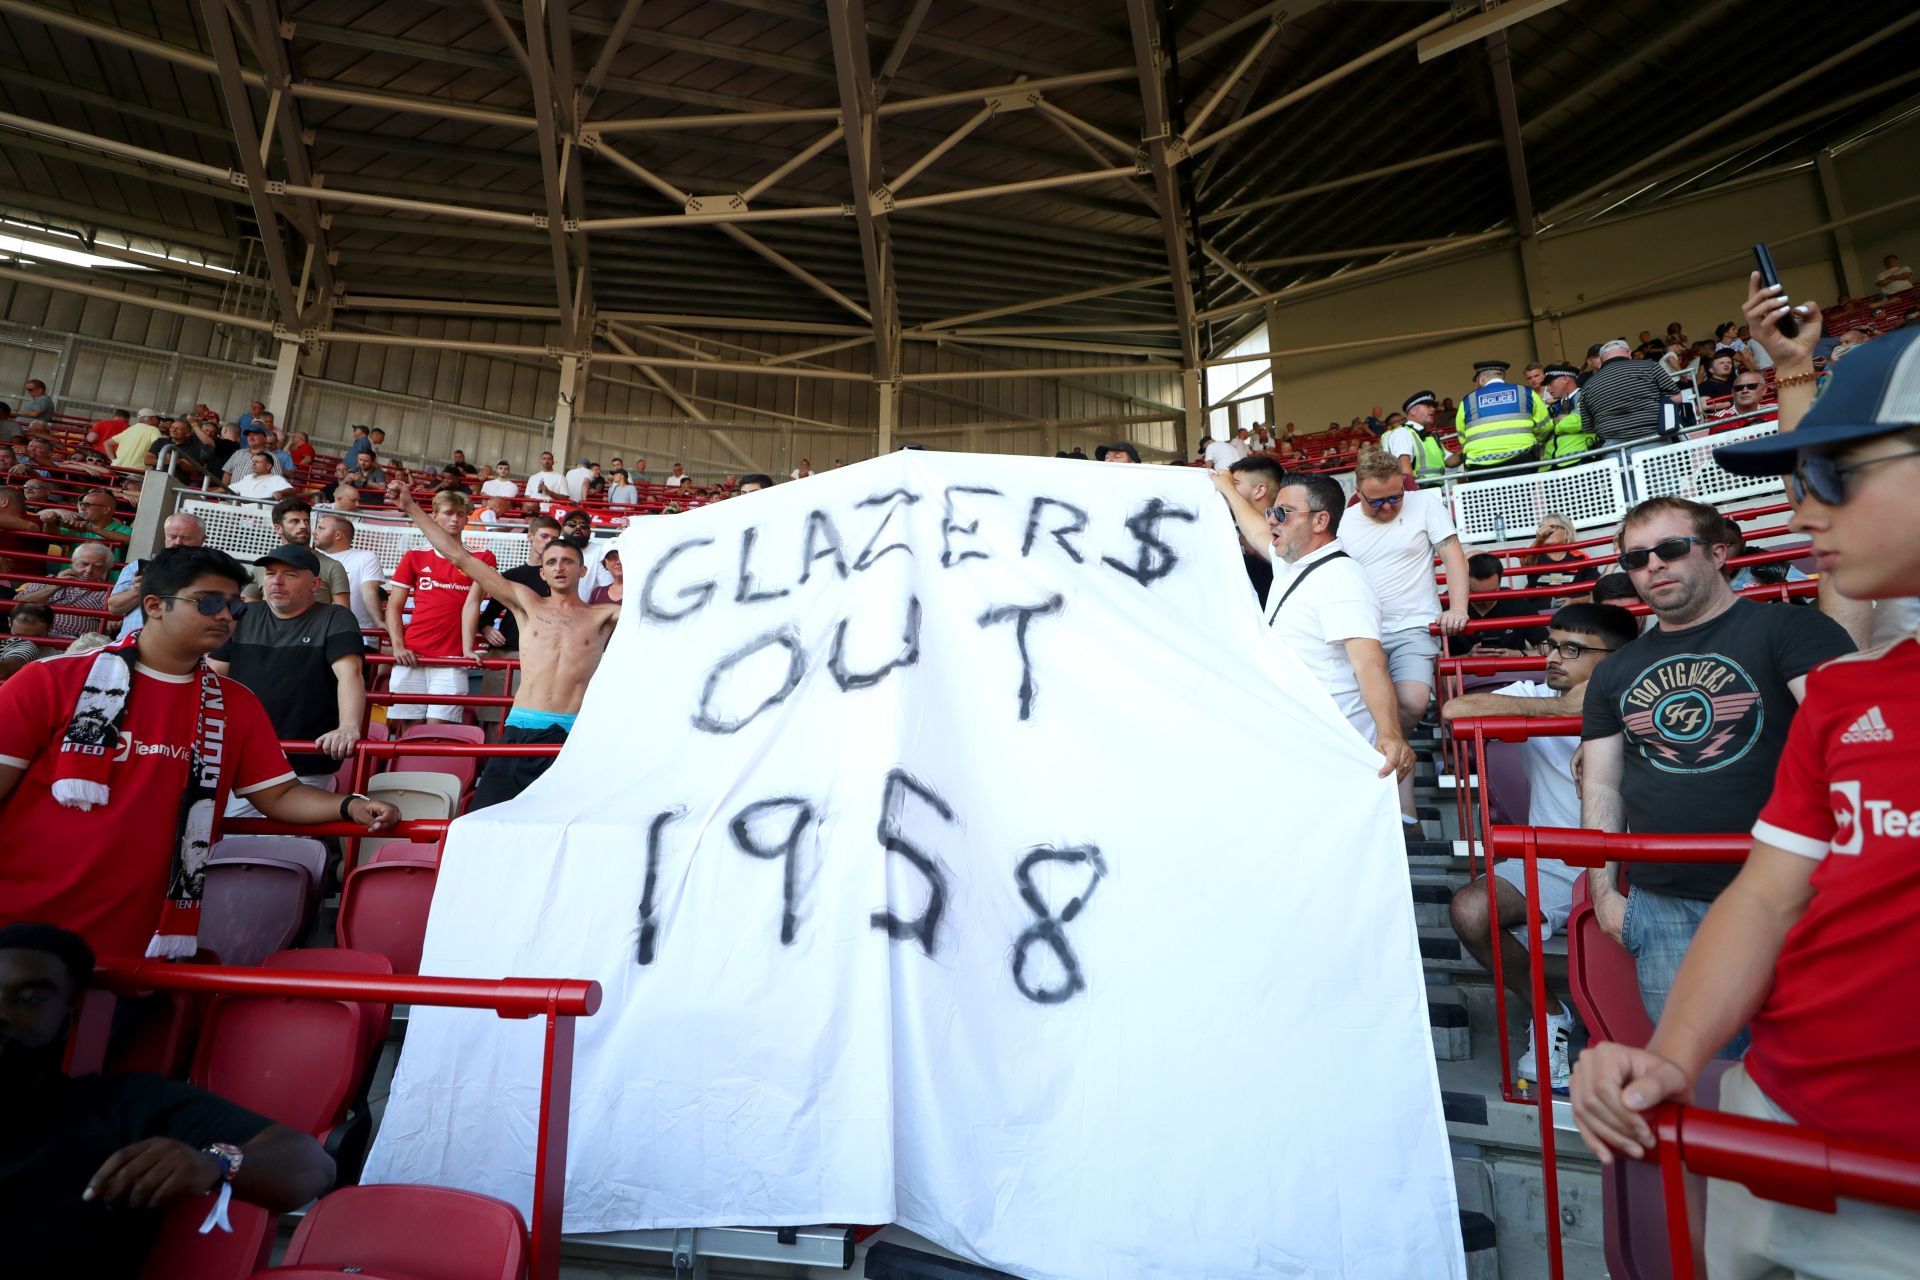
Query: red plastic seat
[[264, 947, 395, 1055], [394, 722, 486, 791], [139, 1194, 275, 1280], [337, 859, 439, 975], [1567, 878, 1655, 1047], [190, 989, 366, 1143], [257, 1184, 528, 1280], [200, 856, 313, 968], [371, 839, 442, 865]]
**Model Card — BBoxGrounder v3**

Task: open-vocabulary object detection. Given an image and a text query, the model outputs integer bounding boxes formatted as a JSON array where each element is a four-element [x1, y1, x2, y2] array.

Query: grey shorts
[[1381, 626, 1440, 686]]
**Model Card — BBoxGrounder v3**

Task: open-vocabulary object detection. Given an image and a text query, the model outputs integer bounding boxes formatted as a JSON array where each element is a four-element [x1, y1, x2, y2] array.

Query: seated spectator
[[1448, 553, 1550, 657], [664, 463, 689, 487], [108, 411, 164, 471], [1203, 432, 1245, 471], [229, 452, 294, 502], [16, 541, 115, 638], [606, 469, 638, 504], [317, 461, 353, 502], [448, 449, 479, 477], [1710, 371, 1771, 430], [1722, 517, 1809, 592], [232, 400, 267, 433], [258, 418, 291, 471], [791, 457, 814, 479], [2, 922, 337, 1276], [106, 513, 206, 640], [37, 489, 131, 562], [1589, 571, 1638, 609], [432, 466, 471, 495], [12, 377, 54, 435], [0, 600, 53, 677], [1445, 602, 1640, 1090], [13, 436, 63, 478], [384, 491, 493, 723], [85, 409, 131, 452], [285, 430, 314, 471], [480, 461, 520, 501], [524, 451, 568, 503], [585, 475, 606, 501], [312, 512, 383, 635], [1575, 328, 1920, 1276], [1094, 443, 1139, 463], [325, 482, 362, 514], [204, 420, 243, 477], [0, 547, 400, 958], [1210, 469, 1414, 782], [155, 418, 214, 482], [1581, 339, 1682, 444], [1521, 514, 1598, 590], [475, 494, 512, 525], [1579, 497, 1853, 1049], [211, 545, 365, 804], [1695, 348, 1740, 399]]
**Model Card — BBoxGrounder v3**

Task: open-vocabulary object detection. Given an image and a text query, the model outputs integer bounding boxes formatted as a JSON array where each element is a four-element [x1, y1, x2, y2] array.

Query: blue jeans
[[1621, 886, 1750, 1059]]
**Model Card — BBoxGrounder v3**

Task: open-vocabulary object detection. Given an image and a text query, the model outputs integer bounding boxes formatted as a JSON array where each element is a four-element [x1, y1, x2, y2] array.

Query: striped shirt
[[1578, 358, 1679, 443]]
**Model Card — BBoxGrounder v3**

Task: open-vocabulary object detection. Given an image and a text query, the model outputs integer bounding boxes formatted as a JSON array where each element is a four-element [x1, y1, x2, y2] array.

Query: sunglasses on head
[[162, 593, 247, 618], [1790, 449, 1920, 507], [1618, 535, 1710, 572], [1362, 492, 1405, 510]]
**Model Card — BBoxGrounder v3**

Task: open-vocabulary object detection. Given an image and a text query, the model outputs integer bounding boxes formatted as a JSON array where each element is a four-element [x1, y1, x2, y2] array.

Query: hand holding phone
[[1752, 243, 1799, 338]]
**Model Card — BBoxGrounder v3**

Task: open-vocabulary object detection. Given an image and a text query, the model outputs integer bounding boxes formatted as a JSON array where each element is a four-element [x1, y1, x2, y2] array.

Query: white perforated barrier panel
[[1446, 457, 1628, 544], [180, 498, 532, 581], [1628, 423, 1787, 507]]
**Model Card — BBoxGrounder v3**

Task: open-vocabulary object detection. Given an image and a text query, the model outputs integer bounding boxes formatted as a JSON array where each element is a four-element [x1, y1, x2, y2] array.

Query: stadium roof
[[0, 0, 1914, 366]]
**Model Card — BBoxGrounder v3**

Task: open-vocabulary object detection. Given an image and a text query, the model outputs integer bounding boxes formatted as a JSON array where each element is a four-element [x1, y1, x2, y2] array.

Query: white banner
[[363, 452, 1462, 1280]]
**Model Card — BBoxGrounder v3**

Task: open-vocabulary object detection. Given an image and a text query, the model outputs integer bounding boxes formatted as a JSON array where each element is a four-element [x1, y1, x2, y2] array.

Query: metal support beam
[[874, 0, 932, 99], [266, 339, 301, 417], [1198, 228, 1516, 322], [523, 0, 579, 343], [826, 0, 900, 382], [196, 0, 303, 326], [889, 102, 999, 196], [550, 354, 581, 464], [921, 274, 1171, 331], [1189, 11, 1451, 157], [1415, 0, 1572, 64], [876, 379, 897, 453], [1544, 12, 1920, 221], [1520, 0, 1740, 139], [1125, 0, 1199, 370], [740, 126, 846, 203], [1182, 16, 1279, 141], [1485, 30, 1558, 361], [478, 0, 535, 77], [1814, 150, 1863, 299], [1203, 141, 1500, 224], [247, 0, 338, 325], [579, 0, 645, 107]]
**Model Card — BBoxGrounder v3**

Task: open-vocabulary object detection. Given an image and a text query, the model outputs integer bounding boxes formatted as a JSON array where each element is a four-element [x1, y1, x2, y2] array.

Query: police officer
[[1454, 359, 1549, 476], [1400, 391, 1456, 484], [1538, 363, 1593, 468]]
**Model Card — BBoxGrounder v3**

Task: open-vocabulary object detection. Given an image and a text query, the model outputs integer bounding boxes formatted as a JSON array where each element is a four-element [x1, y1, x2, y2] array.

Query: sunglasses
[[162, 593, 248, 618], [1263, 504, 1299, 522], [1733, 382, 1764, 392], [1790, 448, 1920, 507], [1534, 639, 1617, 661], [1618, 535, 1710, 572], [1362, 492, 1405, 510]]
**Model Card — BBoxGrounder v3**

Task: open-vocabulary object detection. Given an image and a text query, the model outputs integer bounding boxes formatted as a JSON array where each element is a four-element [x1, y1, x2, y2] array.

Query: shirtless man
[[391, 486, 618, 810]]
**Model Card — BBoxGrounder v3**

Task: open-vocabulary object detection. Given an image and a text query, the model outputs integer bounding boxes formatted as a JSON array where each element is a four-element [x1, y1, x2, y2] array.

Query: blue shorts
[[1622, 886, 1750, 1059], [505, 707, 577, 732]]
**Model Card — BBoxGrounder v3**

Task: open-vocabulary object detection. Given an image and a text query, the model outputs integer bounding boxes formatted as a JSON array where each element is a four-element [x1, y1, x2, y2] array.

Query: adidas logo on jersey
[[1840, 706, 1894, 744]]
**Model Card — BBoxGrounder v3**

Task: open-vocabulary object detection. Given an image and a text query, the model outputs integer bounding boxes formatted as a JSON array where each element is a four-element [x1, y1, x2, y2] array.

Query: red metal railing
[[1436, 576, 1819, 633], [81, 962, 599, 1280]]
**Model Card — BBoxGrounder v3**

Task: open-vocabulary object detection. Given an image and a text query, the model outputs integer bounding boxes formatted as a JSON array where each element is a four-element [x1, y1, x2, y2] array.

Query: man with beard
[[0, 546, 399, 959], [0, 922, 334, 1275]]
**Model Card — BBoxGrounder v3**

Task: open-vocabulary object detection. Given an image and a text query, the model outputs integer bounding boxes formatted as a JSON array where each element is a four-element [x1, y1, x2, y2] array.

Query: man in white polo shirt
[[1339, 447, 1471, 829], [1213, 470, 1413, 782]]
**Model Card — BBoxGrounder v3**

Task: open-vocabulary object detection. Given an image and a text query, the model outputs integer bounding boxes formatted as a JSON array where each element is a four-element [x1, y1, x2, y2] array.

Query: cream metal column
[[1815, 149, 1864, 300], [267, 339, 301, 419], [877, 379, 897, 454], [550, 354, 582, 466]]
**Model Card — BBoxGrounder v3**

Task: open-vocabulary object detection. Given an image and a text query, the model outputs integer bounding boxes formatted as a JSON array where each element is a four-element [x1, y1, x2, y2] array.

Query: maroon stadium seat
[[337, 859, 439, 975], [1566, 879, 1655, 1047], [200, 853, 313, 969], [138, 1195, 275, 1280], [258, 1184, 528, 1280]]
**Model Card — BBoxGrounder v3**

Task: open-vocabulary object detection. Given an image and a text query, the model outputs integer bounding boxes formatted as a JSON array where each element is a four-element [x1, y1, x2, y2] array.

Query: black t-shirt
[[480, 561, 550, 651], [4, 1071, 272, 1277], [1527, 550, 1600, 591], [213, 602, 365, 774], [1447, 595, 1549, 656], [1582, 598, 1855, 899]]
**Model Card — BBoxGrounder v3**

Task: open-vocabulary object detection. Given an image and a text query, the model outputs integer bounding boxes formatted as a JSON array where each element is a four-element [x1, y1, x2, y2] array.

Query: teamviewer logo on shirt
[[1829, 779, 1863, 856]]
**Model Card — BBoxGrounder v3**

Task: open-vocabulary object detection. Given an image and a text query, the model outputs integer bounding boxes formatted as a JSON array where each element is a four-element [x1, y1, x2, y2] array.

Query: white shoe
[[1517, 1008, 1574, 1093]]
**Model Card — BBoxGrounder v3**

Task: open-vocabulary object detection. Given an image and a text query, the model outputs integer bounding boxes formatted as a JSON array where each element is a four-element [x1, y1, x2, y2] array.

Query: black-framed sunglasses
[[1790, 448, 1920, 508], [1732, 381, 1765, 392], [1362, 492, 1405, 510], [1263, 504, 1300, 522], [1618, 535, 1710, 572], [1533, 638, 1617, 661], [161, 593, 248, 618]]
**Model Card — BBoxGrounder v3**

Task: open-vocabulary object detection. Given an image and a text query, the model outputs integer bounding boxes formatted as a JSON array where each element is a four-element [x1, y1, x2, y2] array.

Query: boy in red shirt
[[384, 489, 496, 724], [0, 546, 398, 959], [1571, 323, 1920, 1271]]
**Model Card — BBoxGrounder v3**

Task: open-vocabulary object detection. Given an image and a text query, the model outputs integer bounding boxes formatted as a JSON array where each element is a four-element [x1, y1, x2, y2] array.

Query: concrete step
[[1429, 983, 1471, 1061]]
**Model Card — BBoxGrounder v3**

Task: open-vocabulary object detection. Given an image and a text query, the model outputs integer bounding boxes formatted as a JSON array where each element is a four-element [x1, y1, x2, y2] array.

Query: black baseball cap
[[1714, 329, 1920, 475], [254, 544, 321, 573]]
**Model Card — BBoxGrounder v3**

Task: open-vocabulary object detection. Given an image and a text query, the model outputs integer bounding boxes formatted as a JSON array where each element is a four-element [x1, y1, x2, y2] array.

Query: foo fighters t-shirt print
[[1583, 598, 1854, 899]]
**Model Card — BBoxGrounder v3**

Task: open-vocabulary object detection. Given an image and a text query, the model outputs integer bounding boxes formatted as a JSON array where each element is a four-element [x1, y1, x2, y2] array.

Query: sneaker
[[1517, 1008, 1574, 1093]]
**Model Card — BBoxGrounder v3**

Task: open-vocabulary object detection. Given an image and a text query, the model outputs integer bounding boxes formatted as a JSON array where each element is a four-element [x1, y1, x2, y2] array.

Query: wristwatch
[[339, 792, 371, 822], [204, 1142, 244, 1190]]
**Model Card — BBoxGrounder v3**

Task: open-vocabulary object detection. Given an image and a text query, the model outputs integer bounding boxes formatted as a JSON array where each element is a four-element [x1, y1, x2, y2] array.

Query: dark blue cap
[[1714, 328, 1920, 476]]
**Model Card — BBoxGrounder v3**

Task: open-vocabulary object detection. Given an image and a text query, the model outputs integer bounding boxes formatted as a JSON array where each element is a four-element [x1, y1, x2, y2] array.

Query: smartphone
[[1752, 243, 1799, 338]]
